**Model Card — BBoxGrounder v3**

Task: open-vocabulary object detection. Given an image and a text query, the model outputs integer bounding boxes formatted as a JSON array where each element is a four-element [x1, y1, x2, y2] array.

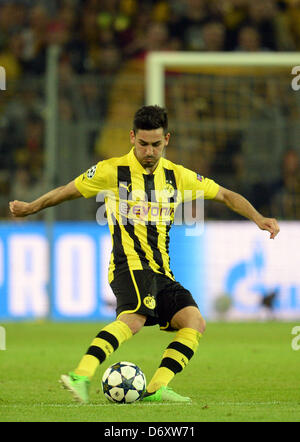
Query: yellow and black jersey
[[75, 147, 219, 283]]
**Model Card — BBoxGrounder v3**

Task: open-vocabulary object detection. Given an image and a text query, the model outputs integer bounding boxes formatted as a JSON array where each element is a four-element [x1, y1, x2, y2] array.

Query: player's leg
[[74, 313, 146, 378], [142, 281, 204, 402], [60, 269, 154, 403], [60, 314, 145, 403]]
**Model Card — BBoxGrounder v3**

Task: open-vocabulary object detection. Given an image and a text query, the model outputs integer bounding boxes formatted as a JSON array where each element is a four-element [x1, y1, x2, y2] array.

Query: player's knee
[[171, 306, 206, 334], [119, 313, 146, 335], [129, 321, 144, 335], [187, 315, 206, 334], [198, 316, 206, 334], [188, 310, 206, 334]]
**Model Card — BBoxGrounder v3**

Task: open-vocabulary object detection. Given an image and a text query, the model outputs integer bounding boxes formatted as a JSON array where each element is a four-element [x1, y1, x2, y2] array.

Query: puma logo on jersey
[[119, 182, 132, 192]]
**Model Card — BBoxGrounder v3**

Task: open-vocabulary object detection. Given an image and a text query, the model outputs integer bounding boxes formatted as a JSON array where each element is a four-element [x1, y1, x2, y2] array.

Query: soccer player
[[9, 105, 280, 403]]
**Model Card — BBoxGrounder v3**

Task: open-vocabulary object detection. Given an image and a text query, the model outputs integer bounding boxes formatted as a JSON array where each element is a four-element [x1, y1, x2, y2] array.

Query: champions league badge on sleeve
[[86, 165, 97, 179]]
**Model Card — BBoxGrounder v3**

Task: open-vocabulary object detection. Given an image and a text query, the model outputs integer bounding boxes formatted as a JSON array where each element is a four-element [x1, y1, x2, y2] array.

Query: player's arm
[[9, 180, 82, 218], [213, 185, 280, 239]]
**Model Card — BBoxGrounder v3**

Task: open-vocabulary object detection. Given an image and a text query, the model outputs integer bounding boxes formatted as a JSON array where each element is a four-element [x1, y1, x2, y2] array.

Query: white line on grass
[[0, 401, 285, 408], [0, 403, 193, 408]]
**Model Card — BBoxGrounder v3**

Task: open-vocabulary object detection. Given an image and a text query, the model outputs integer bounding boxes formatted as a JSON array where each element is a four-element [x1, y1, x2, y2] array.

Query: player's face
[[130, 128, 170, 171]]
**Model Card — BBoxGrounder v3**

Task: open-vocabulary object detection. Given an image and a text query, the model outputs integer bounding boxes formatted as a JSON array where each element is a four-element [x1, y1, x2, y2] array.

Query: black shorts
[[110, 270, 199, 331]]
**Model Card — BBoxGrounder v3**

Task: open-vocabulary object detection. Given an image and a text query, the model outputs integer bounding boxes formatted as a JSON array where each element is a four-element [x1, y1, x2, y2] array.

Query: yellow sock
[[75, 320, 132, 379], [146, 327, 202, 393]]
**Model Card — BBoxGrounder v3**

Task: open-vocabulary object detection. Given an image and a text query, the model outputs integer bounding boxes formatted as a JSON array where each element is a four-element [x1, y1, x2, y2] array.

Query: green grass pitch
[[0, 321, 299, 422]]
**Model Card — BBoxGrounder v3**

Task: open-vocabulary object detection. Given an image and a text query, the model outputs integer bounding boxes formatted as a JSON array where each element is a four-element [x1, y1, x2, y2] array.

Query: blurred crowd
[[1, 0, 300, 79], [1, 0, 300, 220]]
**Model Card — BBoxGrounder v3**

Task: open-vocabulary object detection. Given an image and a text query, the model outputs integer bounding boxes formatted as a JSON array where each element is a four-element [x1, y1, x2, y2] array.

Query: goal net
[[146, 52, 300, 219]]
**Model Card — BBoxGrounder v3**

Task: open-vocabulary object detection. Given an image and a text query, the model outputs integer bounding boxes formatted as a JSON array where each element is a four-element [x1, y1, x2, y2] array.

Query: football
[[102, 361, 146, 403]]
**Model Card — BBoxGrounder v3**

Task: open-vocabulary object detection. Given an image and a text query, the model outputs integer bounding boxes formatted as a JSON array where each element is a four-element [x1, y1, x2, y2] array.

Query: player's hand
[[256, 216, 280, 239], [9, 200, 33, 218]]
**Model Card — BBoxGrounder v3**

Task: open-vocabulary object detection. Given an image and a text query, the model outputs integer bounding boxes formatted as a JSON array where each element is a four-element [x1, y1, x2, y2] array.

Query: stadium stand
[[1, 0, 300, 220]]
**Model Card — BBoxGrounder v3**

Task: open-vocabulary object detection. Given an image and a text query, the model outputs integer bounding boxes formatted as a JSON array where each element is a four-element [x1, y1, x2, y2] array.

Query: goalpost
[[145, 52, 300, 188], [145, 52, 300, 319], [146, 52, 300, 107]]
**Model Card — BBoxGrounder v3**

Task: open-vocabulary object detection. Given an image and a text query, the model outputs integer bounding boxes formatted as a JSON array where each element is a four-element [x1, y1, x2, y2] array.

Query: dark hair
[[133, 105, 168, 134]]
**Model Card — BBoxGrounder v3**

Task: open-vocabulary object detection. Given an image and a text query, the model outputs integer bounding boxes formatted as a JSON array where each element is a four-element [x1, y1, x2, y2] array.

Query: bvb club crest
[[164, 180, 175, 198], [143, 295, 156, 310]]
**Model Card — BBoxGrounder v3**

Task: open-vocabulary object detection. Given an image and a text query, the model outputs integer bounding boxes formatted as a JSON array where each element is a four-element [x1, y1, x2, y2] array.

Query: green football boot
[[60, 372, 90, 404], [141, 386, 191, 403]]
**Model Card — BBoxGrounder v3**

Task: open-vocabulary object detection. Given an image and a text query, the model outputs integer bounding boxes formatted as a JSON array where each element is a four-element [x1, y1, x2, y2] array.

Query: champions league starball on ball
[[102, 361, 146, 403]]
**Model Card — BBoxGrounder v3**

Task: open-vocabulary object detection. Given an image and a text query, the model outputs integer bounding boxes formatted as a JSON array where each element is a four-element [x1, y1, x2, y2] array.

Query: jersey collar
[[128, 147, 163, 175]]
